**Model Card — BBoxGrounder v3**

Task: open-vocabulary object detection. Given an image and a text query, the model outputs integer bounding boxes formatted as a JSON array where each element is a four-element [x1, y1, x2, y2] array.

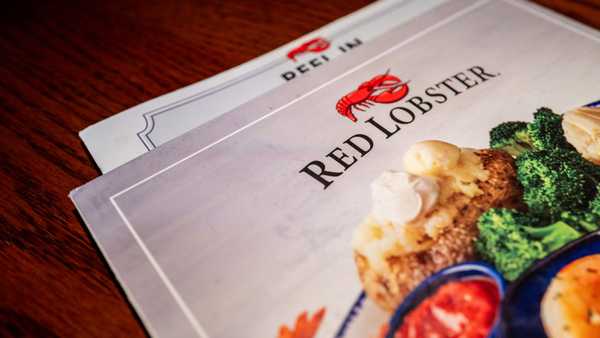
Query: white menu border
[[108, 1, 600, 336]]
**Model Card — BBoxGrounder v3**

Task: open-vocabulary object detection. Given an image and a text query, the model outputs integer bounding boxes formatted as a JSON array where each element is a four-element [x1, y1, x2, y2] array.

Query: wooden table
[[1, 1, 598, 336]]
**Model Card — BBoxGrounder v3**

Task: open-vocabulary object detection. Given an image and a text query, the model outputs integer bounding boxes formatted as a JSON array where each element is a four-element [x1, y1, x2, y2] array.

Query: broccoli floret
[[522, 221, 582, 252], [516, 149, 599, 217], [476, 208, 585, 281], [591, 186, 600, 216], [527, 107, 575, 151], [476, 208, 546, 281], [592, 199, 600, 216], [560, 211, 600, 232], [560, 187, 600, 231], [489, 121, 533, 156]]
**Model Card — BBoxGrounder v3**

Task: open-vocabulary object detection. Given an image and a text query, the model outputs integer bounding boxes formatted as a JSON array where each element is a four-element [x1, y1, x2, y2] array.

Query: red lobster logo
[[336, 70, 409, 122], [287, 37, 330, 61]]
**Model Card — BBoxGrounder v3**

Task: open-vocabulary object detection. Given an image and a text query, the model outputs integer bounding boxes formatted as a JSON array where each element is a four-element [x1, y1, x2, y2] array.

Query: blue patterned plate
[[500, 230, 600, 338]]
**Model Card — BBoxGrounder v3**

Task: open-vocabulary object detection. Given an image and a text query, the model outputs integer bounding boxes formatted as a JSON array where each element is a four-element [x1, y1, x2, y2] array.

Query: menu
[[79, 0, 446, 173], [71, 1, 600, 338]]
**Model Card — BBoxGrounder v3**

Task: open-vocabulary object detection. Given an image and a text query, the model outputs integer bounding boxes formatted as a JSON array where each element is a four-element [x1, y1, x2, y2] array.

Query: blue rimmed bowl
[[500, 230, 600, 338], [385, 262, 505, 338], [586, 99, 600, 108]]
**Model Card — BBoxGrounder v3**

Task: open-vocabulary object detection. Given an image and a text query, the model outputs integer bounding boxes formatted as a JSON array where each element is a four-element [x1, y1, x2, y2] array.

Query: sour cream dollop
[[371, 171, 439, 226], [562, 107, 600, 165]]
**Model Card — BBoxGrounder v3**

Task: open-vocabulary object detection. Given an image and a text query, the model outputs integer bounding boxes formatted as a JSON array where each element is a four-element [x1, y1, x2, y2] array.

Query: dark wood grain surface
[[1, 1, 598, 337]]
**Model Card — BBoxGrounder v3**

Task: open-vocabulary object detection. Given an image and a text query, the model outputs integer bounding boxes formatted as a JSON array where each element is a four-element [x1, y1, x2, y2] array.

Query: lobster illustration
[[287, 37, 330, 61], [336, 70, 409, 122]]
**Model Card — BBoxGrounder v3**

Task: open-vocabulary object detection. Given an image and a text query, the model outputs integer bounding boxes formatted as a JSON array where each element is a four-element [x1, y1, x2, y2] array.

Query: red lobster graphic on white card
[[336, 70, 409, 122]]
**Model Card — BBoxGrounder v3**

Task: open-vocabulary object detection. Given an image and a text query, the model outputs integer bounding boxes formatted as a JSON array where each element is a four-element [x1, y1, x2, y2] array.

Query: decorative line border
[[135, 58, 286, 150], [108, 1, 600, 337], [135, 0, 413, 150]]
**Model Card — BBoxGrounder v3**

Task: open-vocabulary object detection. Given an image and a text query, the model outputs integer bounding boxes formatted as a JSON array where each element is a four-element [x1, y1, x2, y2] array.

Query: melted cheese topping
[[444, 149, 489, 199], [403, 140, 461, 176], [352, 215, 432, 272], [352, 140, 489, 274], [404, 141, 488, 198]]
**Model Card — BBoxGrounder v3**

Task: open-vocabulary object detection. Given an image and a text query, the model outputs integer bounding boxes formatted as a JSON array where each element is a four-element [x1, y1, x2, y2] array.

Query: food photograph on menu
[[69, 1, 600, 338]]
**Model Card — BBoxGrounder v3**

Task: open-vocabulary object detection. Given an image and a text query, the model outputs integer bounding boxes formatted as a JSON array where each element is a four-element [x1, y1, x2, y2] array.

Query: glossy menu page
[[71, 1, 600, 337]]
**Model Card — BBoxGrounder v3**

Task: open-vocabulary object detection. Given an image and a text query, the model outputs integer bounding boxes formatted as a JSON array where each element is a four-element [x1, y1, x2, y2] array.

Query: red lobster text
[[287, 37, 330, 61], [336, 71, 409, 122]]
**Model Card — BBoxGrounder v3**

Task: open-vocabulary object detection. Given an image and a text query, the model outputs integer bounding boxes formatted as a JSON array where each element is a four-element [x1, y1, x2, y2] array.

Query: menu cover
[[71, 1, 600, 338], [80, 0, 447, 173]]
